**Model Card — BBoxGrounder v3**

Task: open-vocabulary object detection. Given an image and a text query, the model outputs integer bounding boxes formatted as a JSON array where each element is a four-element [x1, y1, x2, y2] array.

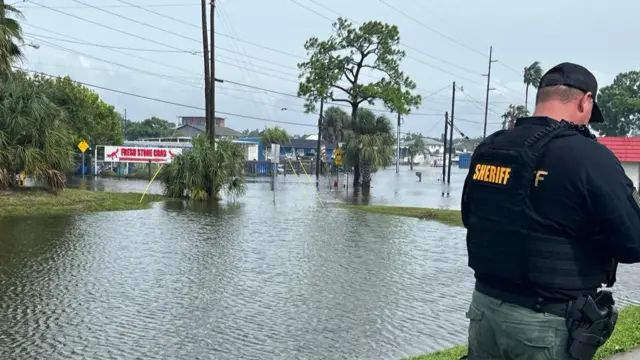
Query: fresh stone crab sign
[[102, 146, 183, 164]]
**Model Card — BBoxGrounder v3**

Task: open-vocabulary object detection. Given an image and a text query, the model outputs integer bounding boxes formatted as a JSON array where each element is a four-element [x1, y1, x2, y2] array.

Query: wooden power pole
[[482, 46, 497, 138], [447, 82, 456, 186], [200, 0, 211, 137], [315, 97, 324, 181], [442, 111, 448, 183], [209, 0, 216, 142], [396, 112, 401, 174]]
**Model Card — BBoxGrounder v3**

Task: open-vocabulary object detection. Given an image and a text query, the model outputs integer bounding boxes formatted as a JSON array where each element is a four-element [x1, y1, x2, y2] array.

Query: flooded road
[[69, 164, 468, 210], [1, 165, 639, 360]]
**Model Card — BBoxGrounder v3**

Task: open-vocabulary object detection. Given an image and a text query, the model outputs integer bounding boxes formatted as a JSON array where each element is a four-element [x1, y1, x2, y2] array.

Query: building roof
[[179, 116, 225, 120], [176, 124, 243, 137], [424, 138, 443, 146], [597, 137, 640, 162], [400, 138, 443, 148], [288, 138, 337, 150]]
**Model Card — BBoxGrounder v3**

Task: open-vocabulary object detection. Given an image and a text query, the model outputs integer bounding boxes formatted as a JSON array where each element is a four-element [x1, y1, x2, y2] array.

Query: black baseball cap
[[538, 62, 604, 123]]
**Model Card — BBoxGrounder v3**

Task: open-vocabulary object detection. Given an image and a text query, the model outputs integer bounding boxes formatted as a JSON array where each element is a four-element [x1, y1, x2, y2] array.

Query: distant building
[[179, 116, 225, 128], [235, 137, 337, 161], [597, 137, 640, 188], [175, 116, 242, 139], [399, 138, 444, 158], [424, 138, 445, 154]]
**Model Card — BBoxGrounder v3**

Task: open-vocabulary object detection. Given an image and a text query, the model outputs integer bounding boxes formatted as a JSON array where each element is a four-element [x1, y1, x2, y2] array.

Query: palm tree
[[321, 106, 350, 143], [343, 109, 394, 188], [523, 61, 543, 111], [0, 3, 25, 74], [161, 135, 246, 200], [261, 126, 290, 146], [501, 104, 530, 130], [0, 71, 75, 190], [407, 135, 426, 171]]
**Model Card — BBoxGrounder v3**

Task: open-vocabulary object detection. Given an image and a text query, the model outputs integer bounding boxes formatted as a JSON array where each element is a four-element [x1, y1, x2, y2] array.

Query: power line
[[67, 0, 200, 44], [18, 68, 319, 128], [219, 79, 495, 122], [17, 3, 200, 9], [25, 30, 301, 77], [25, 31, 203, 79], [24, 30, 449, 115], [28, 32, 495, 122], [377, 0, 487, 57], [113, 0, 201, 29], [25, 32, 200, 53], [287, 0, 485, 86], [376, 0, 525, 80], [25, 36, 202, 88], [27, 0, 199, 55], [35, 0, 482, 97], [24, 25, 497, 124], [298, 0, 480, 77]]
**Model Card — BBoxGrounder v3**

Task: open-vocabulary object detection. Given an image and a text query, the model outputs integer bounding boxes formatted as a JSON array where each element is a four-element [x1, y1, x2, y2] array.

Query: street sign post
[[77, 139, 89, 178], [270, 143, 280, 204]]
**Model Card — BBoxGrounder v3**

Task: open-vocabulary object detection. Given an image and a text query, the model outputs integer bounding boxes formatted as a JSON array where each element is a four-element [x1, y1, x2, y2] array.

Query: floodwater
[[1, 165, 639, 360]]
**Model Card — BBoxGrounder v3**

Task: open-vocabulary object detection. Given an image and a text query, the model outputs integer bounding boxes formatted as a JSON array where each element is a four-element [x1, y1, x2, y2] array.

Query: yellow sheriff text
[[472, 164, 511, 185]]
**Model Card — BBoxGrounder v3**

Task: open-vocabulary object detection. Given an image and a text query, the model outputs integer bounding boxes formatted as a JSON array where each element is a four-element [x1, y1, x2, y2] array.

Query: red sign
[[103, 146, 183, 163]]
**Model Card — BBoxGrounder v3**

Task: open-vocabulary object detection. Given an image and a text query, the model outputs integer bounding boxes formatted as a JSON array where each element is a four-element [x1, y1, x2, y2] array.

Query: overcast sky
[[15, 0, 639, 140]]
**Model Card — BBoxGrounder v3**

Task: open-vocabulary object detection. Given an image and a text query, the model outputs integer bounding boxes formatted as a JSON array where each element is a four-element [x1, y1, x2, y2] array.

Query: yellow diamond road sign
[[334, 147, 343, 166], [77, 139, 89, 153]]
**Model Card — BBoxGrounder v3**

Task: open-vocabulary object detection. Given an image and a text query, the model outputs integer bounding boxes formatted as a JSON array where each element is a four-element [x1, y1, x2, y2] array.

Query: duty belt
[[475, 282, 594, 318]]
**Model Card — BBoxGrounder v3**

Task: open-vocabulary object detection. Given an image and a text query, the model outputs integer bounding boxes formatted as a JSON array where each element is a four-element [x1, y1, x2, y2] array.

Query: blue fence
[[458, 153, 471, 169], [244, 160, 324, 177]]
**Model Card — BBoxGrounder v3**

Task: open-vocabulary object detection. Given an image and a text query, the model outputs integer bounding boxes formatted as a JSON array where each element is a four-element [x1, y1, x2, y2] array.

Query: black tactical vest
[[463, 121, 613, 291]]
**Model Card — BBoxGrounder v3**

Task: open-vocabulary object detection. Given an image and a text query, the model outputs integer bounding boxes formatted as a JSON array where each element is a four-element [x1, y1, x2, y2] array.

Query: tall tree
[[343, 109, 394, 188], [590, 71, 640, 136], [298, 18, 421, 186], [37, 75, 124, 145], [501, 104, 530, 130], [124, 116, 179, 140], [242, 128, 262, 137], [0, 3, 24, 74], [523, 61, 543, 110]]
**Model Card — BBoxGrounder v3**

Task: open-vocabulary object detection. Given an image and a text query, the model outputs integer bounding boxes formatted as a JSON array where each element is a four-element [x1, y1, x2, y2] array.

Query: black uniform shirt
[[463, 116, 640, 300]]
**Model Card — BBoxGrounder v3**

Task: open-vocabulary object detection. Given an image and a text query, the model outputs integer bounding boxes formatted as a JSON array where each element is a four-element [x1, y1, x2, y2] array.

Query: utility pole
[[315, 97, 324, 181], [123, 108, 127, 130], [447, 82, 456, 186], [442, 111, 448, 183], [209, 0, 216, 142], [396, 112, 401, 174], [200, 0, 211, 137], [482, 46, 498, 138]]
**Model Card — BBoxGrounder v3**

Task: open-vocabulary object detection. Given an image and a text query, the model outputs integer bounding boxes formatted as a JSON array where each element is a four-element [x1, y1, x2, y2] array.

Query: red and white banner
[[103, 146, 183, 164]]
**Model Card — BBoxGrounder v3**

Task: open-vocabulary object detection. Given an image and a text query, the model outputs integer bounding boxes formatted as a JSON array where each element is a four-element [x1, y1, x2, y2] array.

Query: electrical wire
[[18, 68, 319, 128], [24, 36, 203, 88], [26, 0, 199, 55], [26, 33, 491, 123], [17, 3, 200, 9]]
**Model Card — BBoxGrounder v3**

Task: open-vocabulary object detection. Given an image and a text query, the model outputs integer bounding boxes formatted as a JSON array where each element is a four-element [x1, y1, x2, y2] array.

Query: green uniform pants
[[467, 290, 573, 360]]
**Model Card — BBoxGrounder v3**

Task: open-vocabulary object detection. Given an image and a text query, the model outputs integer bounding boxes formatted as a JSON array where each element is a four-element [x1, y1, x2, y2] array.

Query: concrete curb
[[607, 349, 640, 359]]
